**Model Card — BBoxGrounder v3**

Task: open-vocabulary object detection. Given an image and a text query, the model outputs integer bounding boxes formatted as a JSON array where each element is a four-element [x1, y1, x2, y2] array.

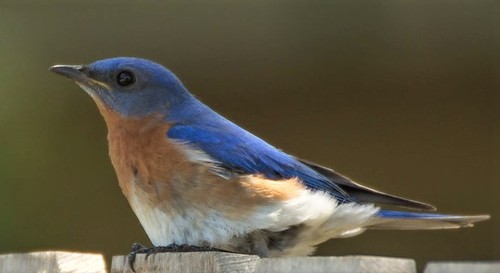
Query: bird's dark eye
[[117, 71, 135, 87]]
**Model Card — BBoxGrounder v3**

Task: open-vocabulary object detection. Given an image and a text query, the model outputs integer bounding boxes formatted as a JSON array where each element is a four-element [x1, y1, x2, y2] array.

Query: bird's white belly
[[125, 176, 380, 256]]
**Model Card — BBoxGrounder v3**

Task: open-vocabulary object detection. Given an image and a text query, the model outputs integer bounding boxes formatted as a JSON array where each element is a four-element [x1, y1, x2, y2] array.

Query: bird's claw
[[127, 243, 148, 272]]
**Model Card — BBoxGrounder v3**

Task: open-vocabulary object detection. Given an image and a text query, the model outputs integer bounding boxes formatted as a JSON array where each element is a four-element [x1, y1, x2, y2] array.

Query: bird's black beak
[[49, 64, 90, 82], [50, 64, 110, 91], [49, 64, 89, 82]]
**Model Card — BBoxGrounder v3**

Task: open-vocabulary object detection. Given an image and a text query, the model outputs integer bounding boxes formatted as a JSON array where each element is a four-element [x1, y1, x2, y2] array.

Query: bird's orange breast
[[94, 102, 188, 203], [94, 101, 303, 218]]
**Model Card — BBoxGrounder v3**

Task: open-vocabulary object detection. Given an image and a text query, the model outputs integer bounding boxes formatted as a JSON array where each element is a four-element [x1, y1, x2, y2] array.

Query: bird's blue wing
[[166, 103, 440, 210], [167, 116, 351, 202]]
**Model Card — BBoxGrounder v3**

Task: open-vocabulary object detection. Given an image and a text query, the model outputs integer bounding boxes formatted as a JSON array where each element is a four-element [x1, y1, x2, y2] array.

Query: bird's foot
[[127, 242, 230, 272], [127, 243, 148, 272]]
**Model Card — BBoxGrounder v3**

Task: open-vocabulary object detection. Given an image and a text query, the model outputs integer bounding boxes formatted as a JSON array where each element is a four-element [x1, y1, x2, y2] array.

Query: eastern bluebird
[[50, 57, 489, 260]]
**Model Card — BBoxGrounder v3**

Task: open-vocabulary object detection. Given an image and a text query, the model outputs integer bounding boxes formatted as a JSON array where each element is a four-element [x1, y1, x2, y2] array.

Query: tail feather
[[369, 210, 490, 230]]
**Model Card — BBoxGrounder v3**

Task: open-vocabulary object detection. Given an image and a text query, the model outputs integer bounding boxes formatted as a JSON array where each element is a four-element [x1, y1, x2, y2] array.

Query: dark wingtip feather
[[298, 158, 437, 211]]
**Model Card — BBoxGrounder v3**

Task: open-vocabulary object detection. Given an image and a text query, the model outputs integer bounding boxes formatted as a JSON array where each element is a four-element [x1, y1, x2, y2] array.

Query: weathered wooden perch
[[1, 251, 498, 273], [110, 252, 417, 273], [111, 252, 259, 273], [0, 251, 106, 273], [424, 261, 500, 273], [254, 256, 416, 273]]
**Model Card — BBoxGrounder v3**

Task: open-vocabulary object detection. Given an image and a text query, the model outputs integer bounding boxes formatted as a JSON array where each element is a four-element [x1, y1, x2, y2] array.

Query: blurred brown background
[[0, 0, 498, 271]]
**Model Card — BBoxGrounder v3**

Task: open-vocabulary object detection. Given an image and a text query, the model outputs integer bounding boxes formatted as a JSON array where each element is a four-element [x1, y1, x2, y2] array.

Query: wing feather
[[167, 122, 351, 202], [166, 108, 435, 210]]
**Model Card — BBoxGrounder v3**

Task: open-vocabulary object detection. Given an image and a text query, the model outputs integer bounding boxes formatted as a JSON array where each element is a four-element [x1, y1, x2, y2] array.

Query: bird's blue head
[[50, 57, 194, 118]]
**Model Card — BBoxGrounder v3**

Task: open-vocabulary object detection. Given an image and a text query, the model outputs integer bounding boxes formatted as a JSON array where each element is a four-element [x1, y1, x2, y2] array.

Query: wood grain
[[111, 252, 416, 273], [111, 252, 259, 273], [424, 261, 500, 273], [0, 251, 106, 273]]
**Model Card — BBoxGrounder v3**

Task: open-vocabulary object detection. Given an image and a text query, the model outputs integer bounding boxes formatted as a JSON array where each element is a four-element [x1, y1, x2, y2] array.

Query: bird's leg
[[127, 242, 231, 272]]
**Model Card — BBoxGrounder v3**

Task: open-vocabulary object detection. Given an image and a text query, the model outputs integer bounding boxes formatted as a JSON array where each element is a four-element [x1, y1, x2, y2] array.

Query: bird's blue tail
[[370, 210, 490, 230]]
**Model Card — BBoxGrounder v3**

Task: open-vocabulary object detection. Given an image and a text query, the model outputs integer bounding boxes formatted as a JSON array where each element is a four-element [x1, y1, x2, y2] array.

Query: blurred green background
[[1, 0, 498, 271]]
